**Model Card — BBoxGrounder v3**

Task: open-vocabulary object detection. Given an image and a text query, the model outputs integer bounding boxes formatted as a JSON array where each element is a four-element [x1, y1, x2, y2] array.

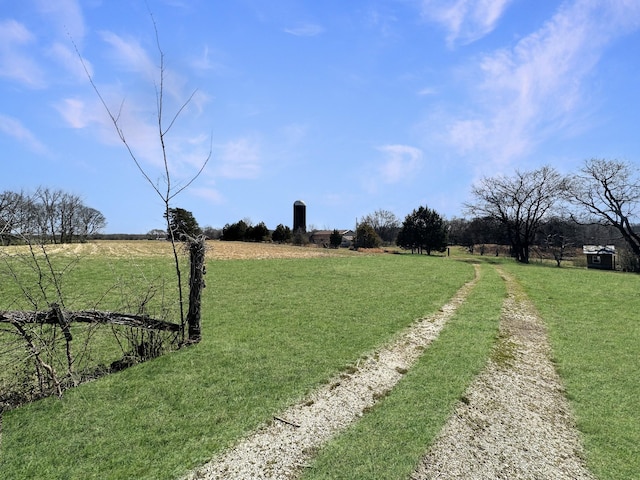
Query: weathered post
[[186, 236, 206, 343]]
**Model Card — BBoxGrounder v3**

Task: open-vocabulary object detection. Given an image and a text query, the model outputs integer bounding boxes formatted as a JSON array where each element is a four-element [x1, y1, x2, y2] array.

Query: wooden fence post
[[186, 236, 206, 343]]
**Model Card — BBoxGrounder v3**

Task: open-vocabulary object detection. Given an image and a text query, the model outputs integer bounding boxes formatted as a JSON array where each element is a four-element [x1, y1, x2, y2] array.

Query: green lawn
[[0, 251, 473, 479]]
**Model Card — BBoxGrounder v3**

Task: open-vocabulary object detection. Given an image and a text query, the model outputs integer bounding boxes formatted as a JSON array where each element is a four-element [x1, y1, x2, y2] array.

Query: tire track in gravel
[[411, 267, 595, 480], [185, 265, 481, 480]]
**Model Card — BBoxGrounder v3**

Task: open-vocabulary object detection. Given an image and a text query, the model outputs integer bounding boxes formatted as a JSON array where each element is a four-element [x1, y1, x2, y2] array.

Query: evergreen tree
[[397, 205, 447, 254], [165, 207, 201, 240], [329, 229, 343, 248], [354, 223, 381, 249], [272, 224, 292, 243]]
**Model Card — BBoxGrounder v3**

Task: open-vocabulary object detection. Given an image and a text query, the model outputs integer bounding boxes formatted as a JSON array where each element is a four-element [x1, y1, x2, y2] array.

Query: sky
[[2, 0, 640, 234]]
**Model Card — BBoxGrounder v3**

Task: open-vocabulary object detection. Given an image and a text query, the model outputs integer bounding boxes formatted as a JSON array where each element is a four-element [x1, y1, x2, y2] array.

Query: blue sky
[[2, 1, 640, 234]]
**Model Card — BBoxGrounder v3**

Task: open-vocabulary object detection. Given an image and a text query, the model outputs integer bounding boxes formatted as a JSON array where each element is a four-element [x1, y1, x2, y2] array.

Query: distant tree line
[[221, 220, 271, 242], [352, 159, 640, 270], [214, 208, 445, 255], [461, 160, 640, 269], [158, 159, 640, 270], [217, 219, 300, 244], [0, 188, 106, 245]]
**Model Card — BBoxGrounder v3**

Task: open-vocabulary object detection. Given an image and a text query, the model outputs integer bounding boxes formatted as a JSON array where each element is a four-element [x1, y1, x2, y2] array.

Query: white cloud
[[56, 89, 169, 171], [57, 69, 211, 186], [49, 41, 93, 81], [0, 19, 33, 44], [35, 0, 85, 42], [216, 138, 262, 179], [0, 2, 86, 88], [437, 0, 640, 168], [56, 98, 89, 128], [190, 186, 225, 205], [420, 0, 513, 46], [0, 114, 48, 154], [377, 144, 423, 183], [100, 31, 191, 105], [189, 45, 231, 75], [417, 87, 437, 96], [0, 20, 45, 87], [100, 31, 156, 80], [284, 23, 325, 37]]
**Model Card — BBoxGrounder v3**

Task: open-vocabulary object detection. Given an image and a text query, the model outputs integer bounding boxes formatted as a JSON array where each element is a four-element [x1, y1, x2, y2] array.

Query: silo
[[293, 200, 306, 233]]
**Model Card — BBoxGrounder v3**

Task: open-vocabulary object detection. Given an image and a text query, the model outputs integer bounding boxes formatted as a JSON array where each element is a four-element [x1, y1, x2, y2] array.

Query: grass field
[[1, 241, 638, 479], [1, 241, 473, 479]]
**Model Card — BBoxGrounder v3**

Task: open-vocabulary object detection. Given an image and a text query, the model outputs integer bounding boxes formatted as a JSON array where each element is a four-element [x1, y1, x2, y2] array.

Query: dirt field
[[1, 240, 357, 260]]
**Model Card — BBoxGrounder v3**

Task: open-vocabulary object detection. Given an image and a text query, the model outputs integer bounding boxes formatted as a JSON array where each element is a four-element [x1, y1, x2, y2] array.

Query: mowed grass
[[502, 262, 640, 480], [0, 246, 473, 479], [301, 263, 504, 479]]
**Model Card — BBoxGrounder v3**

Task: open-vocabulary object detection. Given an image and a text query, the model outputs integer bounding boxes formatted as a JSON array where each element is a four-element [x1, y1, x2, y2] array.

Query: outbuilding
[[583, 245, 616, 270], [309, 229, 355, 248]]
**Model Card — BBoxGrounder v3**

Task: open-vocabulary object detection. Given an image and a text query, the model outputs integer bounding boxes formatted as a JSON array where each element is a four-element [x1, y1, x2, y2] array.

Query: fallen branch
[[0, 309, 180, 332]]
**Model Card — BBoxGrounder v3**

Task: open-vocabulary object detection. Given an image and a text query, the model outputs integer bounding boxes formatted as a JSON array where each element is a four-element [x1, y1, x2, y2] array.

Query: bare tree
[[73, 14, 211, 342], [75, 207, 107, 241], [535, 216, 579, 267], [0, 191, 28, 244], [56, 192, 83, 244], [566, 159, 640, 268], [33, 187, 63, 243], [465, 166, 566, 263], [360, 209, 400, 244], [1, 189, 105, 244]]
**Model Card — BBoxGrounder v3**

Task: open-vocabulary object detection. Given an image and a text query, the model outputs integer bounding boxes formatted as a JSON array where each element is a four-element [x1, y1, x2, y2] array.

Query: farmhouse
[[583, 245, 616, 270], [309, 229, 355, 248]]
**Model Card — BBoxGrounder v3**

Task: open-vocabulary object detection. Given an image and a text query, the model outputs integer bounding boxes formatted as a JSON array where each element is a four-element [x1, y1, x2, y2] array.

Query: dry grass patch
[[1, 240, 357, 261]]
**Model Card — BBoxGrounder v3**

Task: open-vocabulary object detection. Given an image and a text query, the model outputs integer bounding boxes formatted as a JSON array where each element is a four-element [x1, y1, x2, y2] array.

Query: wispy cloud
[[100, 31, 156, 79], [0, 2, 86, 88], [417, 87, 437, 96], [0, 114, 48, 154], [189, 45, 231, 75], [190, 185, 225, 205], [100, 30, 192, 105], [33, 0, 91, 82], [49, 41, 93, 81], [0, 20, 45, 87], [57, 26, 212, 183], [436, 0, 640, 169], [365, 8, 399, 37], [420, 0, 513, 47], [56, 91, 192, 176], [216, 137, 262, 179], [56, 98, 89, 129], [377, 144, 423, 183], [35, 0, 85, 42], [284, 23, 325, 37]]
